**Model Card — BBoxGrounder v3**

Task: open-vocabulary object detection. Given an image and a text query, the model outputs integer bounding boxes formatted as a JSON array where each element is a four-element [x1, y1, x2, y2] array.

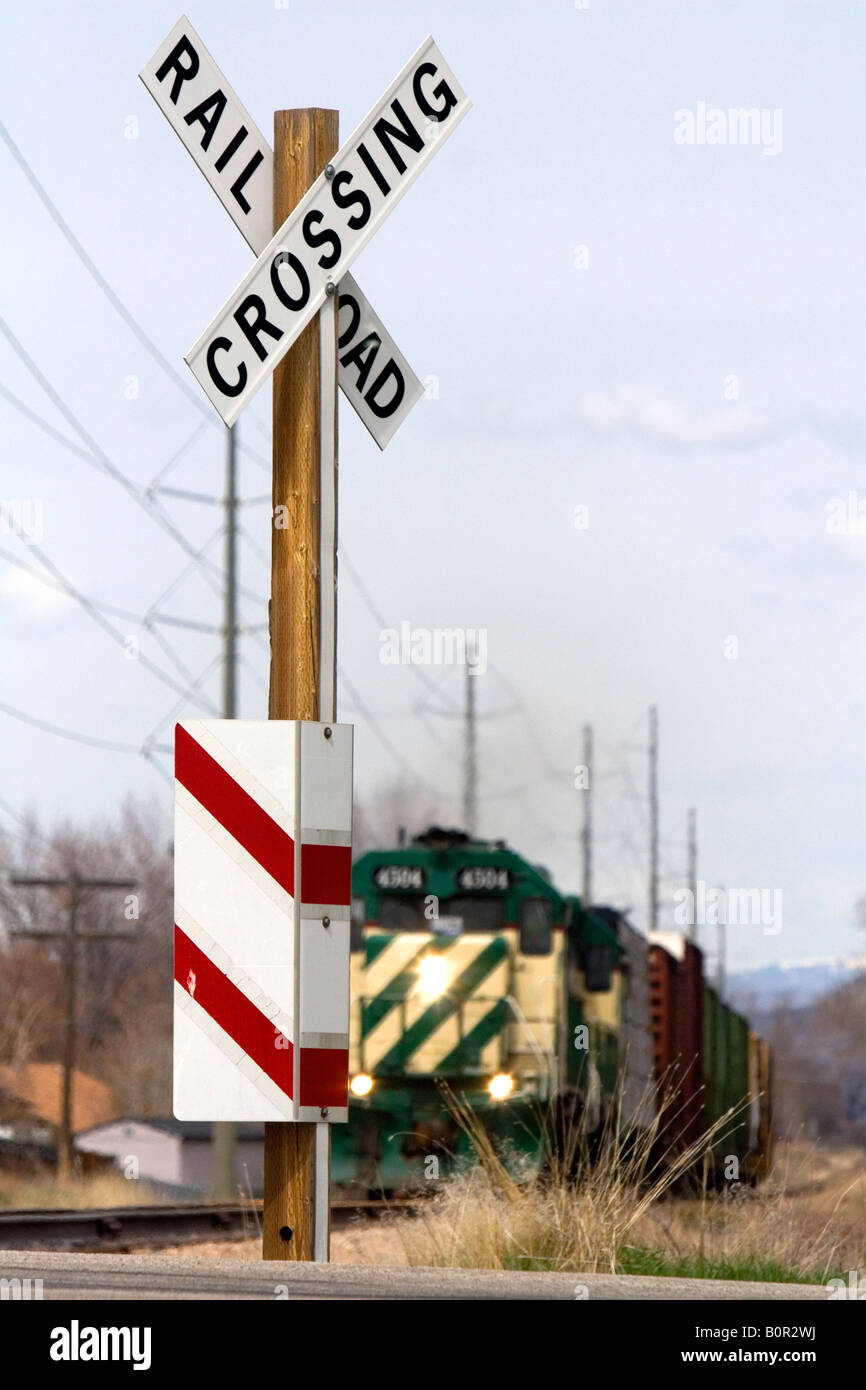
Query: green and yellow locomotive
[[332, 826, 772, 1191]]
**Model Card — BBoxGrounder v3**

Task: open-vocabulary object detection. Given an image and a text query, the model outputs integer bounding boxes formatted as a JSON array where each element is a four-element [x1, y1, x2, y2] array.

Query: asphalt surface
[[0, 1250, 828, 1300]]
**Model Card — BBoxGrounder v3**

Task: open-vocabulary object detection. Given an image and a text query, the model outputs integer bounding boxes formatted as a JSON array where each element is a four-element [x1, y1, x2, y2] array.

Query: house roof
[[76, 1116, 266, 1142], [0, 1062, 117, 1133]]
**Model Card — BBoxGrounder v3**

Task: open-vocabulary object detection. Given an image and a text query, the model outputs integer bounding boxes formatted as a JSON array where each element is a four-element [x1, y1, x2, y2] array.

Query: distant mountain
[[727, 956, 866, 1011]]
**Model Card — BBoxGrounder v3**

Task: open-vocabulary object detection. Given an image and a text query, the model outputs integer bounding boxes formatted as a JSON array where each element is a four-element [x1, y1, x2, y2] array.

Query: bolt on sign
[[174, 720, 353, 1121], [140, 16, 426, 449], [181, 34, 470, 426]]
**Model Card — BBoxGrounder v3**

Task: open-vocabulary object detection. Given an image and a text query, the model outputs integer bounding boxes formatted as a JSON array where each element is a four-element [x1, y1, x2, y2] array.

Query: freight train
[[331, 826, 773, 1192]]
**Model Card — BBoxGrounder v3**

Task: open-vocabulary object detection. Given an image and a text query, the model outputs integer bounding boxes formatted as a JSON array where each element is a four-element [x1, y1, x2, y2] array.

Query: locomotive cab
[[336, 827, 622, 1193]]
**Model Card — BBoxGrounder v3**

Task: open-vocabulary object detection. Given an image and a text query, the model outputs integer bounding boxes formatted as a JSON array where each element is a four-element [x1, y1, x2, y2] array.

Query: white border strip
[[318, 294, 337, 727]]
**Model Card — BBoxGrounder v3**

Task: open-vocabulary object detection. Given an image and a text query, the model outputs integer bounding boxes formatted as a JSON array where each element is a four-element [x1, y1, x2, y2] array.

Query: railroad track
[[0, 1199, 415, 1252]]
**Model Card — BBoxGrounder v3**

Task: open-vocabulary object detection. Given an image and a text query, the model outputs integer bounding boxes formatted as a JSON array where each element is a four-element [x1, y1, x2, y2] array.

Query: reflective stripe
[[362, 933, 426, 998], [407, 957, 509, 1072], [434, 998, 509, 1074], [358, 933, 512, 1073], [371, 937, 508, 1074]]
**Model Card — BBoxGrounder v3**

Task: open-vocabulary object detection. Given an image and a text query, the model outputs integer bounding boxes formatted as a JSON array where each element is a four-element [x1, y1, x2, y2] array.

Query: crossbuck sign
[[178, 35, 470, 427], [141, 18, 439, 448]]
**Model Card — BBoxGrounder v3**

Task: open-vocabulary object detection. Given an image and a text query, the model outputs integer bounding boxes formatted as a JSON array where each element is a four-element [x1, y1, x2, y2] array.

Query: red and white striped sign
[[173, 719, 353, 1122]]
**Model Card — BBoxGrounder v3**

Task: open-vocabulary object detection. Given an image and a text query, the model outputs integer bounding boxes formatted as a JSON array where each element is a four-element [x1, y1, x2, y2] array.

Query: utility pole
[[717, 885, 726, 998], [10, 873, 138, 1179], [648, 705, 659, 934], [263, 108, 339, 1263], [687, 806, 697, 943], [581, 723, 592, 904], [463, 642, 478, 836], [212, 421, 238, 1201]]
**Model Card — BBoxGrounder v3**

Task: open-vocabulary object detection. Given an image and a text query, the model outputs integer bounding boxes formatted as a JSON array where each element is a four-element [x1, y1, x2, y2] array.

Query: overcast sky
[[1, 0, 864, 972]]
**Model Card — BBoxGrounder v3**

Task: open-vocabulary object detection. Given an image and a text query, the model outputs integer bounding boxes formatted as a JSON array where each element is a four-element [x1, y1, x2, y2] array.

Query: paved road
[[0, 1251, 828, 1300]]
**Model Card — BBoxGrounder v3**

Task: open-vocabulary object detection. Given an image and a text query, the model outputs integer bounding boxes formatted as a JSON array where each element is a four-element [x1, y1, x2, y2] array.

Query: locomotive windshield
[[378, 894, 507, 934]]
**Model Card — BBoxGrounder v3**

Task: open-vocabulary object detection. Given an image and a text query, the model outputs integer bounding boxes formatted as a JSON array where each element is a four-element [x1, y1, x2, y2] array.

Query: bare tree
[[0, 795, 173, 1115]]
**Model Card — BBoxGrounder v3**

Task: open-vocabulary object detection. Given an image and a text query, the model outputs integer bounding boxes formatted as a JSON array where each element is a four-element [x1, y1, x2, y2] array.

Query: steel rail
[[0, 1199, 413, 1251]]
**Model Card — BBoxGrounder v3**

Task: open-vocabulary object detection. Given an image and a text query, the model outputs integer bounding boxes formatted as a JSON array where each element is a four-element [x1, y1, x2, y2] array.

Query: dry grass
[[380, 1087, 866, 1282], [633, 1142, 866, 1281], [152, 1146, 866, 1282], [0, 1169, 161, 1209], [391, 1140, 866, 1282], [384, 1079, 717, 1273]]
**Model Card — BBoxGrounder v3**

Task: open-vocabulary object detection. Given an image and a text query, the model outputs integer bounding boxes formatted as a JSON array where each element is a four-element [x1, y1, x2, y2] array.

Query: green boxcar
[[703, 985, 752, 1177]]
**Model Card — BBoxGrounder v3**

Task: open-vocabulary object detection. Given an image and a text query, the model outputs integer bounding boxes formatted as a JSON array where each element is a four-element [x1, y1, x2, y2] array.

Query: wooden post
[[263, 108, 339, 1263], [59, 885, 78, 1182]]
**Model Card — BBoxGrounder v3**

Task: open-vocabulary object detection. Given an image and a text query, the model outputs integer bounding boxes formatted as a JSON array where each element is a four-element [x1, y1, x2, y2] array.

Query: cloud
[[0, 565, 74, 629], [577, 387, 775, 448]]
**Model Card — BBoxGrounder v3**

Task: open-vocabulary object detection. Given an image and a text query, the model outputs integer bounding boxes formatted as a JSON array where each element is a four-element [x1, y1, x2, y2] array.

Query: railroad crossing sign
[[179, 34, 470, 427], [143, 19, 470, 1259], [140, 20, 456, 446], [174, 719, 353, 1121]]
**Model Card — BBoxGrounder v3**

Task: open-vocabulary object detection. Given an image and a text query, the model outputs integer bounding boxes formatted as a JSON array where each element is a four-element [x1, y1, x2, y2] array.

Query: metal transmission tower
[[716, 887, 726, 998], [581, 723, 593, 904], [463, 643, 478, 835], [648, 705, 659, 934], [10, 872, 138, 1177], [687, 806, 698, 943], [213, 422, 238, 1200]]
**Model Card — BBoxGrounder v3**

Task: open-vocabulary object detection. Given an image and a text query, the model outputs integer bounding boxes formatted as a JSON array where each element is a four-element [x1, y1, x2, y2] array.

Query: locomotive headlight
[[350, 1073, 373, 1097], [488, 1073, 514, 1100], [417, 955, 449, 1000]]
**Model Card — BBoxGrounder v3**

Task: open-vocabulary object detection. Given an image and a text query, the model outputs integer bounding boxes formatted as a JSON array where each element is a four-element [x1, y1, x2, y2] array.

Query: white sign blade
[[184, 36, 470, 427], [140, 15, 272, 254], [140, 17, 426, 447], [336, 273, 424, 450]]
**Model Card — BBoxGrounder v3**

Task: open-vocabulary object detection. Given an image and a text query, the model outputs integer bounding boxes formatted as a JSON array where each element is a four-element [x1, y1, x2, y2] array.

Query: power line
[[146, 421, 210, 490], [240, 653, 269, 696], [340, 547, 460, 711], [0, 321, 267, 614], [144, 616, 207, 692], [0, 545, 145, 625], [0, 316, 226, 600], [339, 549, 578, 845], [1, 542, 227, 638], [0, 132, 279, 783], [0, 380, 97, 465], [141, 748, 173, 786], [140, 653, 225, 749], [0, 540, 225, 713], [238, 525, 269, 565], [148, 613, 221, 634], [0, 118, 210, 420], [149, 485, 222, 506], [0, 507, 220, 712], [0, 119, 269, 477], [0, 696, 150, 753], [488, 665, 562, 781], [337, 662, 446, 799]]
